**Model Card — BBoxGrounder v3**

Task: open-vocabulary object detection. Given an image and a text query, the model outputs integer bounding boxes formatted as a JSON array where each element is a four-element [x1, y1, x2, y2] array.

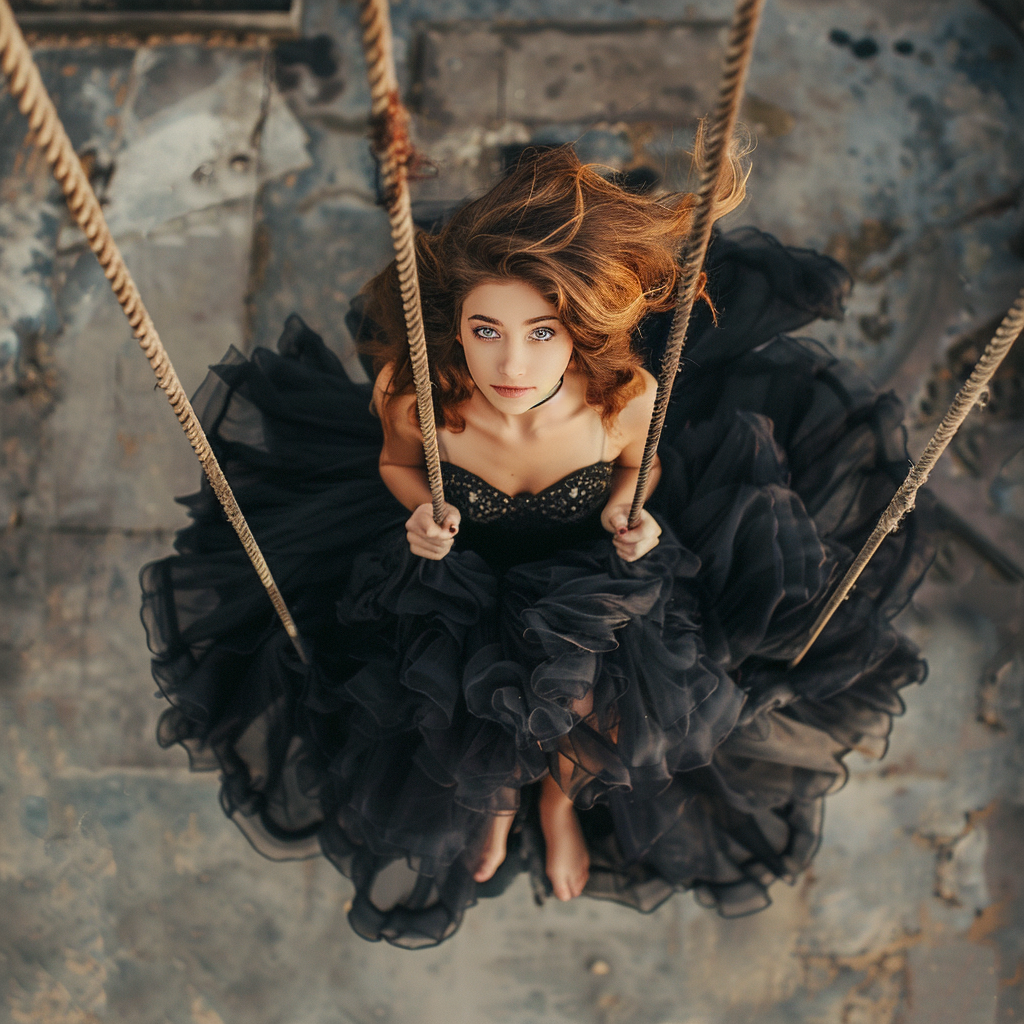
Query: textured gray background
[[1, 1, 1023, 1022]]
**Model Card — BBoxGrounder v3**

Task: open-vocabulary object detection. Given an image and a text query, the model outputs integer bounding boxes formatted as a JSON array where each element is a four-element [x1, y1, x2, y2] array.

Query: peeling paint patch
[[0, 195, 61, 342], [934, 826, 990, 910]]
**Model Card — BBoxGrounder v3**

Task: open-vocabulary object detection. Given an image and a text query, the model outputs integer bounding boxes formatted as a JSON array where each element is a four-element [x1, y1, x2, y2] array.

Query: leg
[[473, 812, 515, 883], [539, 765, 590, 901]]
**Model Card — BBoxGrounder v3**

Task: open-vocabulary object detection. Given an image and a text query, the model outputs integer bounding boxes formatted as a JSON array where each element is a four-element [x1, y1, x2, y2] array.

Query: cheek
[[459, 338, 492, 377], [552, 341, 574, 370]]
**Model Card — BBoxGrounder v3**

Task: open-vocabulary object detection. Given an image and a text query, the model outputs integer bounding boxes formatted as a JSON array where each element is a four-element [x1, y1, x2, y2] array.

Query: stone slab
[[26, 205, 255, 532], [248, 130, 390, 374], [0, 527, 183, 769], [905, 941, 999, 1024], [0, 47, 135, 382], [415, 22, 726, 129], [84, 48, 265, 239]]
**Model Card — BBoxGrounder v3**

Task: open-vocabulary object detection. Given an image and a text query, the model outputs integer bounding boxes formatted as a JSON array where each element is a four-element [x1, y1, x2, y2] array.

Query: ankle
[[540, 776, 573, 814]]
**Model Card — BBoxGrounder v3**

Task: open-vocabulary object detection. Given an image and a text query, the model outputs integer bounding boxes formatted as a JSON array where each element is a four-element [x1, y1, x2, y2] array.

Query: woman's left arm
[[600, 370, 663, 562]]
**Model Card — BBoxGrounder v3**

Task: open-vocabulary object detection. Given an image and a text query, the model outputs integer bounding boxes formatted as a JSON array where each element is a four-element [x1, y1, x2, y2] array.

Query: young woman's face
[[458, 279, 574, 415]]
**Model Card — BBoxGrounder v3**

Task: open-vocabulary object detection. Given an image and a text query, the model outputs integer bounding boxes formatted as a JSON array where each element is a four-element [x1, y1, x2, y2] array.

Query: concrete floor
[[1, 0, 1023, 1022]]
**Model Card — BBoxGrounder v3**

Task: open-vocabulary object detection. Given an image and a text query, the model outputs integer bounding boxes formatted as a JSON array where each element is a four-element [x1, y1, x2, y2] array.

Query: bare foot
[[473, 812, 514, 883], [539, 774, 590, 901]]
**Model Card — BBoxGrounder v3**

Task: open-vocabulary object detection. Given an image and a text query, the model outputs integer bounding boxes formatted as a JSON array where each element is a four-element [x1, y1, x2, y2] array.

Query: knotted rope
[[358, 0, 447, 526], [0, 0, 308, 663], [790, 287, 1024, 666], [627, 0, 766, 528]]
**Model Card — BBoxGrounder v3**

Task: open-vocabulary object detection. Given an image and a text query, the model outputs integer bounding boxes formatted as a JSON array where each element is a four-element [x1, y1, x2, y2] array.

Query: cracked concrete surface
[[1, 0, 1023, 1022]]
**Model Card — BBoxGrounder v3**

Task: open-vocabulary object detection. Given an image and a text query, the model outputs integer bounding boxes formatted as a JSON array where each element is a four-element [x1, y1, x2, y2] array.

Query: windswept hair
[[364, 123, 749, 431]]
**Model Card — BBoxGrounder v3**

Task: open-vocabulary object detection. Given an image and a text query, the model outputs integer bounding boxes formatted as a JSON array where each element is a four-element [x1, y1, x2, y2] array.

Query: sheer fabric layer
[[140, 229, 932, 947]]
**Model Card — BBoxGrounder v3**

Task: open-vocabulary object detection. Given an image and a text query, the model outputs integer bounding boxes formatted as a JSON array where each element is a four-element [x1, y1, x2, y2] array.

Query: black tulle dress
[[140, 228, 933, 948]]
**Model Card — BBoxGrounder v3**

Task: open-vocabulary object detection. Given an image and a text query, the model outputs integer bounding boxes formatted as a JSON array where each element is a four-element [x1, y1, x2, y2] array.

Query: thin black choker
[[528, 375, 564, 410]]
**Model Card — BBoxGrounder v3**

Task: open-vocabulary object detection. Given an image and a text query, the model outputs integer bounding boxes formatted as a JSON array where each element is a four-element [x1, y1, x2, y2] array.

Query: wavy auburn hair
[[364, 127, 748, 430]]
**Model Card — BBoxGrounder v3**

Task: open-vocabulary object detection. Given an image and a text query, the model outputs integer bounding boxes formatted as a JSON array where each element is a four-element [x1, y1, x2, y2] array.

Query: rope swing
[[628, 0, 765, 528], [0, 0, 308, 664], [789, 288, 1024, 666], [358, 0, 447, 525], [3, 0, 1022, 669]]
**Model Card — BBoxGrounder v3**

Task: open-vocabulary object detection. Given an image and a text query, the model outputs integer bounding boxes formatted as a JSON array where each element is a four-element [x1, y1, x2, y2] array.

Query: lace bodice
[[440, 461, 614, 571], [441, 461, 614, 525]]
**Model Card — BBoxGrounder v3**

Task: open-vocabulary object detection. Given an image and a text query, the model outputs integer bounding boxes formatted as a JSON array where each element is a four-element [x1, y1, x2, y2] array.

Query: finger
[[409, 541, 450, 560], [615, 534, 653, 560], [409, 534, 452, 553], [421, 519, 454, 540], [621, 518, 661, 542], [408, 533, 453, 556], [615, 534, 660, 561], [613, 538, 638, 562]]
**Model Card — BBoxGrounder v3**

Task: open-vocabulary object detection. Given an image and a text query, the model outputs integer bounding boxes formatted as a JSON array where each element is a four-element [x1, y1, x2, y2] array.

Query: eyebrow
[[467, 314, 560, 325]]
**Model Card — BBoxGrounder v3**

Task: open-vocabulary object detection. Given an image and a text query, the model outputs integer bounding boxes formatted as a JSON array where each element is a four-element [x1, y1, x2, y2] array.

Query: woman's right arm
[[374, 365, 460, 558]]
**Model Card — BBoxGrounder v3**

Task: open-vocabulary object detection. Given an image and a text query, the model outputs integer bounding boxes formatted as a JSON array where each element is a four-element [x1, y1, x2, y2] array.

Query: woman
[[141, 143, 932, 948]]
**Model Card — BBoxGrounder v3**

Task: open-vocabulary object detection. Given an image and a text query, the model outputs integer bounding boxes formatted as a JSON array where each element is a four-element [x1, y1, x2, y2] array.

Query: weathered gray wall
[[1, 1, 1022, 1022]]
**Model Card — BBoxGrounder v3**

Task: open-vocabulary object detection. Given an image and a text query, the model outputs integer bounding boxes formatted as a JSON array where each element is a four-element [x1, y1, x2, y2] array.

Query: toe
[[473, 851, 499, 883]]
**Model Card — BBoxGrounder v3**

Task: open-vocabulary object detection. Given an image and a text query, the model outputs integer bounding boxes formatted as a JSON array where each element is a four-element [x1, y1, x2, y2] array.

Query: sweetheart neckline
[[440, 460, 613, 501]]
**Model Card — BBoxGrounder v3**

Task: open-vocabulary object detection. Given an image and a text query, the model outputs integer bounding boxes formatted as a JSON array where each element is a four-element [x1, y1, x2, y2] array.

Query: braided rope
[[0, 0, 308, 663], [790, 286, 1024, 667], [628, 0, 765, 528], [358, 0, 446, 526]]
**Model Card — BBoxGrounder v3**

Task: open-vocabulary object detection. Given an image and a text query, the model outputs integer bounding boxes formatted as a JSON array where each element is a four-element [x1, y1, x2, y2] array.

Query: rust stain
[[800, 935, 920, 1024], [879, 752, 922, 778], [966, 801, 998, 827], [741, 94, 795, 138], [115, 430, 139, 459], [7, 970, 103, 1024], [825, 219, 902, 281], [968, 901, 1006, 943], [799, 931, 922, 977], [999, 959, 1024, 990], [188, 991, 225, 1024]]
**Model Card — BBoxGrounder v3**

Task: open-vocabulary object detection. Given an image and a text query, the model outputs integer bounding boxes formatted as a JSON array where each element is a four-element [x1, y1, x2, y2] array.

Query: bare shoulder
[[372, 361, 395, 408], [612, 367, 658, 442], [373, 362, 420, 442]]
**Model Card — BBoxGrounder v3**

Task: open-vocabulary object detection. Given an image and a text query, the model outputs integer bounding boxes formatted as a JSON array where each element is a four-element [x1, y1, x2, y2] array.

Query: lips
[[491, 385, 533, 398]]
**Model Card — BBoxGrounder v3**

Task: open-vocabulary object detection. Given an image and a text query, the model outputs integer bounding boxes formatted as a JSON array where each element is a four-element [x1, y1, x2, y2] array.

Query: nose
[[496, 339, 526, 379]]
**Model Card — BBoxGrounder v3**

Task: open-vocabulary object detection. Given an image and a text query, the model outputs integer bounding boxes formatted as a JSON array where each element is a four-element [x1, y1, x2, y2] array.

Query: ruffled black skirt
[[140, 228, 933, 948]]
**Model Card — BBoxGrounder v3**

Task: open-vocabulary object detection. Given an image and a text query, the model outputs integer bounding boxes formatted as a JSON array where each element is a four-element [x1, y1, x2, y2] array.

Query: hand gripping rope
[[0, 0, 308, 664]]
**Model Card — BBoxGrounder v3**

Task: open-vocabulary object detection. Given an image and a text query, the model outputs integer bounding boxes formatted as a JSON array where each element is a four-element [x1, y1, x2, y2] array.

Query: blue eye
[[531, 327, 555, 341], [473, 326, 499, 339]]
